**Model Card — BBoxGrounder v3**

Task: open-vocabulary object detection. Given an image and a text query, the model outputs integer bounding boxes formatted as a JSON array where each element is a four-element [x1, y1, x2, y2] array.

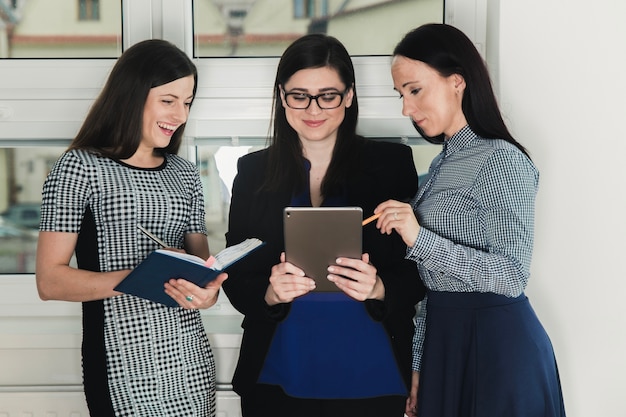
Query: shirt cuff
[[406, 227, 437, 263], [264, 302, 291, 321]]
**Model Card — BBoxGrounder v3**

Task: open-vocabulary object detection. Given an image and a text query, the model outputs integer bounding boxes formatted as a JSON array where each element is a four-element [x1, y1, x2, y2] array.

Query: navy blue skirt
[[417, 291, 566, 417]]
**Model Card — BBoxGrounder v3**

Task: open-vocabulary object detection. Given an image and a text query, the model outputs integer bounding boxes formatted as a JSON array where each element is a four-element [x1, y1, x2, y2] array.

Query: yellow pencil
[[362, 213, 381, 226]]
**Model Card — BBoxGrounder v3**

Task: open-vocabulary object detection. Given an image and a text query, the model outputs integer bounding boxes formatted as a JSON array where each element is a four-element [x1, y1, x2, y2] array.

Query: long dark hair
[[69, 39, 198, 159], [393, 23, 529, 157], [262, 33, 361, 196]]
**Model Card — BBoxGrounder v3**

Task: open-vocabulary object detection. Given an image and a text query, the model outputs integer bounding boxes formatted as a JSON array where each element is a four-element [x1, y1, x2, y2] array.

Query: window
[[293, 0, 312, 19], [1, 0, 121, 58], [0, 0, 487, 275], [195, 141, 264, 253], [0, 138, 437, 274], [78, 0, 100, 21], [0, 145, 67, 273], [194, 0, 443, 57], [194, 139, 439, 256]]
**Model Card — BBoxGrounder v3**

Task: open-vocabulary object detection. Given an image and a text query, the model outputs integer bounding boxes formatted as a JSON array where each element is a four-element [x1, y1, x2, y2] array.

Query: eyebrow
[[160, 93, 194, 100], [401, 80, 419, 88], [286, 87, 343, 93], [393, 80, 420, 93]]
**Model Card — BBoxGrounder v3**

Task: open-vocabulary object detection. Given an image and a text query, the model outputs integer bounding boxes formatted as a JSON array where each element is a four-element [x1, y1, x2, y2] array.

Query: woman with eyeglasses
[[222, 34, 425, 417]]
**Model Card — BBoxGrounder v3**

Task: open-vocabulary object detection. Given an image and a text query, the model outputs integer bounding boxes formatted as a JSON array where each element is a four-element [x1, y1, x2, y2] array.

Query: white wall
[[495, 1, 626, 416]]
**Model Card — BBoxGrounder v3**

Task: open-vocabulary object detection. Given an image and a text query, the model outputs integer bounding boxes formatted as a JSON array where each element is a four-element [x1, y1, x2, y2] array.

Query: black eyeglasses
[[283, 89, 348, 110]]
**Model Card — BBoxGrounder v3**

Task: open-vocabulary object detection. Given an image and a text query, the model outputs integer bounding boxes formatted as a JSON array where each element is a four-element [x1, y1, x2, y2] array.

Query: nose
[[305, 98, 323, 115], [173, 102, 189, 123], [401, 96, 412, 118]]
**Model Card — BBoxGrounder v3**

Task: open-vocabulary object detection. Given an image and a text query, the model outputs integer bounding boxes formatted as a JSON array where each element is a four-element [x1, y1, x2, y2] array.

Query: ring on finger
[[394, 211, 398, 220], [185, 295, 194, 302]]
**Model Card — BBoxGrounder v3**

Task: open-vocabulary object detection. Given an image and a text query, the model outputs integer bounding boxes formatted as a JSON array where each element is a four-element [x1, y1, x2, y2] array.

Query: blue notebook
[[115, 238, 264, 307]]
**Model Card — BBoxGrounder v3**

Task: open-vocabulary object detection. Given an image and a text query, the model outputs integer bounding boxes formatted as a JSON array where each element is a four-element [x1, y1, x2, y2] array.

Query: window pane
[[193, 0, 444, 57], [0, 140, 437, 274], [196, 139, 439, 254], [197, 143, 266, 253], [0, 146, 67, 274], [1, 0, 122, 58]]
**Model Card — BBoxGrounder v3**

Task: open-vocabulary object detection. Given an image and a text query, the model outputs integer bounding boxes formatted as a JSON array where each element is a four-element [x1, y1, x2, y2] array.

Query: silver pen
[[137, 224, 167, 248]]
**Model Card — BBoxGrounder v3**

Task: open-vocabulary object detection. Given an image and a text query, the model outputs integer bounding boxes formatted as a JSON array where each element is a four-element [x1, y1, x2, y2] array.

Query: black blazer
[[222, 138, 425, 397]]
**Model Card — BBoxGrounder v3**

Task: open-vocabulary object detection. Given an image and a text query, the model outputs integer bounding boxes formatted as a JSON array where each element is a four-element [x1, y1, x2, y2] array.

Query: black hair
[[69, 39, 198, 159], [262, 33, 361, 196], [393, 23, 529, 156]]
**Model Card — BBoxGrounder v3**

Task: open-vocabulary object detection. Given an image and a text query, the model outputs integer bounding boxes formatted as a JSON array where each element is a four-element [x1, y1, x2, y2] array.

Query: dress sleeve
[[185, 166, 208, 235], [40, 151, 90, 233]]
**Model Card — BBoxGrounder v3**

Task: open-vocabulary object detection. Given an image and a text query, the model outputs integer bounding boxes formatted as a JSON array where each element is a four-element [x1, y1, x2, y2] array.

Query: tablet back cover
[[283, 207, 362, 292]]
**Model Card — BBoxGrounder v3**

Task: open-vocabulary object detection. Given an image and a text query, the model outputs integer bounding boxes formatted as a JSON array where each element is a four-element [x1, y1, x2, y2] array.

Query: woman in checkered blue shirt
[[374, 24, 566, 417]]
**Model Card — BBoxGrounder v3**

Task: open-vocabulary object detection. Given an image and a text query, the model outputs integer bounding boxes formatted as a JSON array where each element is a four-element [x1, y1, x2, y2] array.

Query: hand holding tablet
[[283, 207, 363, 292]]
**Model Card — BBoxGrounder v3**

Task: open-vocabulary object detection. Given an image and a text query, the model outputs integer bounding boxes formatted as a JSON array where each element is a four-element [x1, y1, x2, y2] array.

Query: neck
[[301, 139, 335, 167], [122, 148, 164, 168]]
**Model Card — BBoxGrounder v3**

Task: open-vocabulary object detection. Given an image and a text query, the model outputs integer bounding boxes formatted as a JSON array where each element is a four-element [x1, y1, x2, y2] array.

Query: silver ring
[[185, 295, 194, 302], [394, 212, 398, 220]]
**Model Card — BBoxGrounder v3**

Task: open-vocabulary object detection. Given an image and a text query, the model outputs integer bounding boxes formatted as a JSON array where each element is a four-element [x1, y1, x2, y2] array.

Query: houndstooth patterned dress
[[40, 149, 216, 417]]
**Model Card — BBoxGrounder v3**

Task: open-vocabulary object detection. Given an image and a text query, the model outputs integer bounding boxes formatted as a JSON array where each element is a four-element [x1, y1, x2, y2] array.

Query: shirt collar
[[444, 125, 476, 157]]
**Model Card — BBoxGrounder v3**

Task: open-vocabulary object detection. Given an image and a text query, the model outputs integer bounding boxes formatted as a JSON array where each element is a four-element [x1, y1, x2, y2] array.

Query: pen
[[137, 224, 168, 248], [362, 213, 381, 226]]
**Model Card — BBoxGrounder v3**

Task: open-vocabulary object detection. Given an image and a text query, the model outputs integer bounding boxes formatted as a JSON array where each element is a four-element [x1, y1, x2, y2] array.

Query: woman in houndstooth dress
[[36, 39, 227, 417]]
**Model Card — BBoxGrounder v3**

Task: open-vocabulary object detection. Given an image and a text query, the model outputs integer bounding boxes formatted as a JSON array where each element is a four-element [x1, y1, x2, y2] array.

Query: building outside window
[[0, 2, 486, 415], [0, 0, 454, 273], [0, 0, 120, 58], [193, 0, 443, 57], [78, 0, 100, 21]]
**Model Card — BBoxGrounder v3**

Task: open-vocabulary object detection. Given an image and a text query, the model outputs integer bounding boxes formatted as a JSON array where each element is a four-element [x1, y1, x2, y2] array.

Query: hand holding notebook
[[115, 237, 264, 307]]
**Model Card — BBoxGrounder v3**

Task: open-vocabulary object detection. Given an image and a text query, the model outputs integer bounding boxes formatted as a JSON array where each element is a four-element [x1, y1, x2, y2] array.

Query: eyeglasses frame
[[281, 88, 350, 110]]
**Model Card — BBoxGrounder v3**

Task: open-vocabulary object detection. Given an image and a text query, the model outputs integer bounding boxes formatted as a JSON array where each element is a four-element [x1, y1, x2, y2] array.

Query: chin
[[156, 137, 174, 149]]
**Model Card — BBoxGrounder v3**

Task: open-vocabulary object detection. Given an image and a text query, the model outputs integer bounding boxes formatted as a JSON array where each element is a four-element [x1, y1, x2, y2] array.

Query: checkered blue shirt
[[407, 125, 539, 371]]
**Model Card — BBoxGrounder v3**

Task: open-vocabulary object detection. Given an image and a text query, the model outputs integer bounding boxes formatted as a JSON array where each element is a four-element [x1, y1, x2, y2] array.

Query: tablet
[[283, 206, 363, 292]]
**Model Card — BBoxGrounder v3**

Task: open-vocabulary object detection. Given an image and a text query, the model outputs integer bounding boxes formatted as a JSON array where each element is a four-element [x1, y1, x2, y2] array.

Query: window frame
[[0, 0, 487, 142], [0, 0, 487, 282]]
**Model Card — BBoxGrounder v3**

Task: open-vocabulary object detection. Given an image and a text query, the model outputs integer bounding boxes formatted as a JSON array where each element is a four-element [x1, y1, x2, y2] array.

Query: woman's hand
[[164, 273, 228, 310], [264, 252, 316, 305], [374, 199, 421, 247], [405, 371, 419, 417], [327, 253, 384, 301]]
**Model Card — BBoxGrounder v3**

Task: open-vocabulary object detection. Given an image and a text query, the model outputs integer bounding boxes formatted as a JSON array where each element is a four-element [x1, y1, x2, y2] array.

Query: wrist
[[369, 276, 385, 300], [264, 286, 279, 306]]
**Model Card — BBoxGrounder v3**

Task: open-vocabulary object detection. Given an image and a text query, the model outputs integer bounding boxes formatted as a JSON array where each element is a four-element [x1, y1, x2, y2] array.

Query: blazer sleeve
[[357, 142, 425, 321], [222, 152, 291, 321]]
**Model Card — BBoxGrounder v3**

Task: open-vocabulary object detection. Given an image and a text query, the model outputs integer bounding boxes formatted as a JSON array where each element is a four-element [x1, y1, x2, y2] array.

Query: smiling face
[[140, 75, 195, 150], [280, 66, 354, 146], [391, 55, 467, 139]]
